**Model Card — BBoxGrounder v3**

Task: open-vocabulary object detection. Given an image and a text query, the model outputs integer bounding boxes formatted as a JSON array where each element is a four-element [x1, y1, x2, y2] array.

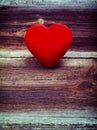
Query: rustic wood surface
[[0, 0, 97, 9], [0, 4, 97, 129]]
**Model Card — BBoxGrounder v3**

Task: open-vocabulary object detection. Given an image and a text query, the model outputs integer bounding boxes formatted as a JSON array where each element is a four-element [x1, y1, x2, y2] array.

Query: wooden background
[[0, 0, 97, 129]]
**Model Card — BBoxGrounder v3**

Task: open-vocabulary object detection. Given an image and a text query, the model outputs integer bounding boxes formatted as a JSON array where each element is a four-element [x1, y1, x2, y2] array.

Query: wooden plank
[[0, 124, 97, 130], [0, 7, 97, 51], [0, 58, 97, 111], [0, 110, 97, 126], [0, 0, 97, 9], [0, 50, 97, 58]]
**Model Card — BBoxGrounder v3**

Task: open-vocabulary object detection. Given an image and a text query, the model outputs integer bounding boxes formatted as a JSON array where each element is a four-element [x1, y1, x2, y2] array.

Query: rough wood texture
[[0, 4, 97, 129], [0, 0, 97, 9], [0, 7, 97, 52], [0, 58, 97, 111]]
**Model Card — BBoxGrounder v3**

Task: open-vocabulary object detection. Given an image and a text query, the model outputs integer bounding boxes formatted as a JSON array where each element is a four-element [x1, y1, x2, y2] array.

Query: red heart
[[25, 24, 72, 67]]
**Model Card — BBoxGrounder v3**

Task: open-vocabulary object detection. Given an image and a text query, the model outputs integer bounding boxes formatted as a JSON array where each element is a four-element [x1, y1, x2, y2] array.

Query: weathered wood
[[0, 0, 97, 9], [0, 50, 97, 58], [0, 5, 97, 129], [0, 124, 97, 130], [0, 58, 97, 111], [0, 110, 97, 127], [0, 7, 97, 51]]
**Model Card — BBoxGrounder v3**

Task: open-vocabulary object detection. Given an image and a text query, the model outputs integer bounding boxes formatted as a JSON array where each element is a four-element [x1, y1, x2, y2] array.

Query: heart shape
[[25, 24, 72, 67]]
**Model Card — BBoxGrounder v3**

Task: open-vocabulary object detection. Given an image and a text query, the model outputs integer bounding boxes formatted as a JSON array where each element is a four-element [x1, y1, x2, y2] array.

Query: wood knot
[[78, 81, 92, 90], [37, 18, 45, 25]]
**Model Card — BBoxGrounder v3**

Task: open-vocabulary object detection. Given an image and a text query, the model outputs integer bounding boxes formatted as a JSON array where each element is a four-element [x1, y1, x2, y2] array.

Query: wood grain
[[0, 58, 97, 111], [0, 5, 97, 129], [0, 7, 97, 51], [0, 124, 97, 130], [0, 0, 97, 9]]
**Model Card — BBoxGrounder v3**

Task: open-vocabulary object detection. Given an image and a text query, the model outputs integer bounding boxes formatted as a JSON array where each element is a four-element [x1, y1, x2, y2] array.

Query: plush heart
[[25, 24, 72, 67]]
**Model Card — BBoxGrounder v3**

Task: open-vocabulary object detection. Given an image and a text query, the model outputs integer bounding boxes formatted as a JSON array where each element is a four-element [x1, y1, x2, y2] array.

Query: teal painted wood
[[0, 110, 97, 125], [0, 0, 97, 9]]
